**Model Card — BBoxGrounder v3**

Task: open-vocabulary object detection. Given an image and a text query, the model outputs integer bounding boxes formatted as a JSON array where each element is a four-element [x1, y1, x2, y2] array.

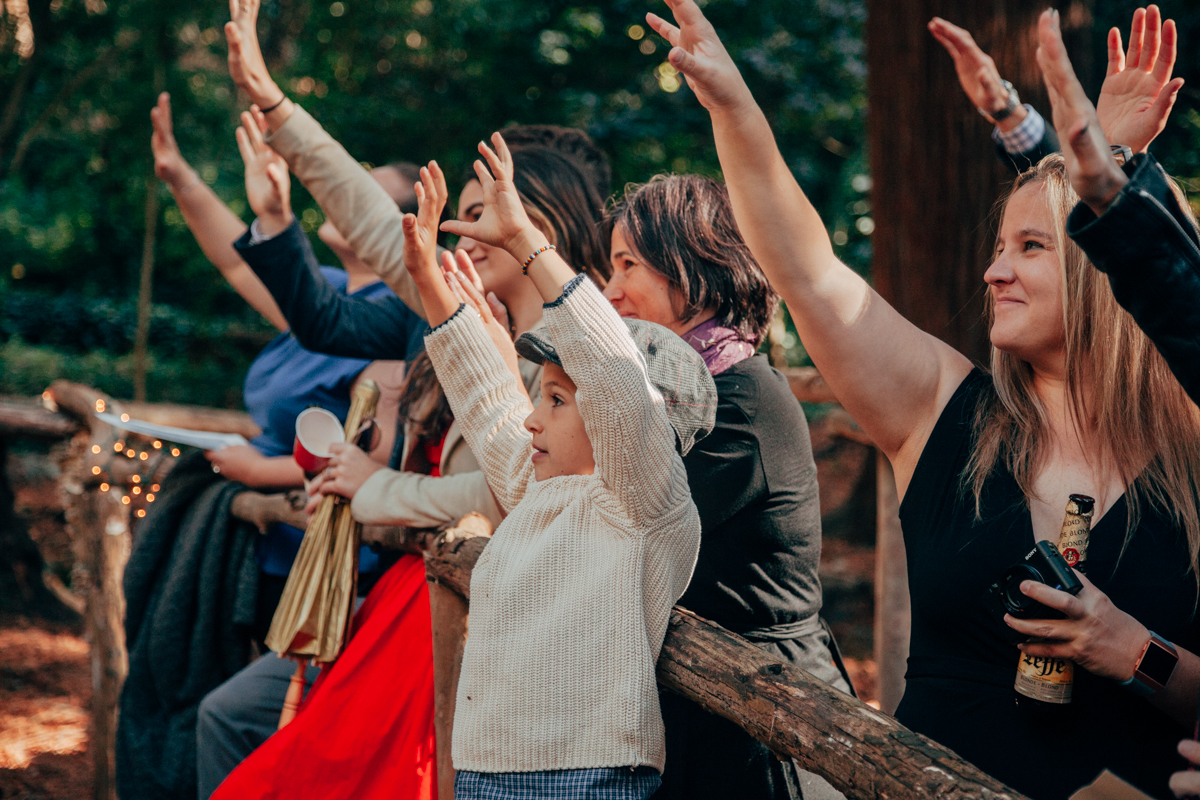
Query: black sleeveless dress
[[896, 370, 1198, 800]]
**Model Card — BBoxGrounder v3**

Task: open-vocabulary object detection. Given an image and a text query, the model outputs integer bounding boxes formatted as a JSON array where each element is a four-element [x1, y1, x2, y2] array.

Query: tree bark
[[0, 397, 80, 438], [866, 0, 1094, 363]]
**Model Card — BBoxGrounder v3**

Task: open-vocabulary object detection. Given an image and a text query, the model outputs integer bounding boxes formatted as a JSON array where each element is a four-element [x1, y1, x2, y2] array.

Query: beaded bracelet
[[521, 244, 556, 275]]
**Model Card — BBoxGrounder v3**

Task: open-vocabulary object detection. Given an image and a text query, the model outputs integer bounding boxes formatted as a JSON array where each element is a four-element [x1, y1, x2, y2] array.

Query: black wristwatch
[[1120, 632, 1178, 696], [980, 80, 1020, 123]]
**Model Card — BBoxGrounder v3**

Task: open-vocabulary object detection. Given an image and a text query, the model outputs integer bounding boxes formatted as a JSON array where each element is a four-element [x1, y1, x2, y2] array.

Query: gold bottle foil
[[1014, 494, 1095, 704]]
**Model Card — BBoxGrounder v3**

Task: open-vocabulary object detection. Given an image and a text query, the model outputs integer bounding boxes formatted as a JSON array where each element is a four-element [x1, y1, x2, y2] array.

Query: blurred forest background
[[0, 0, 1198, 409]]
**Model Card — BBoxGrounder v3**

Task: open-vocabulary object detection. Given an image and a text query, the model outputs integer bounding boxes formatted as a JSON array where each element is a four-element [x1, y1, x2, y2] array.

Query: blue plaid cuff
[[991, 105, 1045, 155]]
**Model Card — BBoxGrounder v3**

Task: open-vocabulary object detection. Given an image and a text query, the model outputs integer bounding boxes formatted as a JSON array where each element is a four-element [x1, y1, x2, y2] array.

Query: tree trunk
[[866, 0, 1095, 363]]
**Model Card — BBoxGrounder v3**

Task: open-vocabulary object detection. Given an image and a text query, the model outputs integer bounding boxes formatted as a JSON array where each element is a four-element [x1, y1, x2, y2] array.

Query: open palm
[[645, 0, 752, 113], [401, 161, 448, 280], [440, 133, 536, 255], [1095, 6, 1184, 153], [235, 110, 291, 225], [150, 92, 191, 186]]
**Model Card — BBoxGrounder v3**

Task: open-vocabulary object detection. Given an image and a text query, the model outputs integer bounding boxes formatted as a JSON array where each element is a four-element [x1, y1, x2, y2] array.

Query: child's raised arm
[[406, 163, 537, 512], [442, 134, 708, 527]]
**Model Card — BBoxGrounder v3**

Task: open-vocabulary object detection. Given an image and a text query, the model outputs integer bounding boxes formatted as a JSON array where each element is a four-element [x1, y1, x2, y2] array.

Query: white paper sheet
[[95, 413, 249, 451]]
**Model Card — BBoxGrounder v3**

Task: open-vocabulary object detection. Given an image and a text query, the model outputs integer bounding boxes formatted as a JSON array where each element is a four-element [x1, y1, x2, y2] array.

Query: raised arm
[[224, 0, 421, 311], [1038, 10, 1200, 406], [150, 92, 287, 331], [442, 133, 694, 525], [927, 17, 1059, 174], [1094, 5, 1184, 155], [648, 0, 971, 493], [232, 110, 425, 361]]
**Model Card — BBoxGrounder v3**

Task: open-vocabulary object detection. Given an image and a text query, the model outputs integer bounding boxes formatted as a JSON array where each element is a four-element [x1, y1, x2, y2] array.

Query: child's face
[[524, 363, 596, 481]]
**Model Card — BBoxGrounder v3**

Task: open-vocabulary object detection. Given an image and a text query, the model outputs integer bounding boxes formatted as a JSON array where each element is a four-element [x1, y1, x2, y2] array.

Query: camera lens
[[1001, 564, 1042, 614]]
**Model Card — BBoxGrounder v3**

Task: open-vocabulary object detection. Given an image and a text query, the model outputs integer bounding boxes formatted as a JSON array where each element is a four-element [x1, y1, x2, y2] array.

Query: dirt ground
[[0, 617, 92, 800]]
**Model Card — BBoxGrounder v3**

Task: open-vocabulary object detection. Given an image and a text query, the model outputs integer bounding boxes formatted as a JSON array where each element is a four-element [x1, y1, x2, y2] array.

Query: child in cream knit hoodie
[[399, 135, 717, 800]]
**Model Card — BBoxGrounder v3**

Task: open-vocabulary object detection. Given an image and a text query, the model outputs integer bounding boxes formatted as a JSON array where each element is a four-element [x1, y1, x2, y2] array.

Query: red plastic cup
[[293, 407, 345, 474]]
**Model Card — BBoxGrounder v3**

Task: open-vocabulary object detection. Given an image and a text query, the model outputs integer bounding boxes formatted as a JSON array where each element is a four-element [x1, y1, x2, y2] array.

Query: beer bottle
[[1015, 494, 1095, 706]]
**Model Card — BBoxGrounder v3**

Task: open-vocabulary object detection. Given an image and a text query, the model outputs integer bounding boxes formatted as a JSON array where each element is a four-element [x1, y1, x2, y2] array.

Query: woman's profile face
[[603, 223, 687, 334], [985, 181, 1066, 370], [455, 179, 523, 297]]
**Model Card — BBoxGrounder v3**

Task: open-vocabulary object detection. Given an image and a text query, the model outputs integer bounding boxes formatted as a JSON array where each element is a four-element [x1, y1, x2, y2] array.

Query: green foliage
[[0, 0, 870, 403], [3, 0, 1198, 404]]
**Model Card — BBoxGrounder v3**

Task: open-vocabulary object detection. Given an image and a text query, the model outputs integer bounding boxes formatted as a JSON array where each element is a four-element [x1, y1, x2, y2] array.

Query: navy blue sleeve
[[234, 220, 427, 361], [1068, 153, 1200, 405]]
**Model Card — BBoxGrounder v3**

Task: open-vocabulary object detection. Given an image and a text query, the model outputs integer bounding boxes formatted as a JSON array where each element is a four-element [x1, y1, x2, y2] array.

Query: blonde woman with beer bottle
[[647, 1, 1200, 798]]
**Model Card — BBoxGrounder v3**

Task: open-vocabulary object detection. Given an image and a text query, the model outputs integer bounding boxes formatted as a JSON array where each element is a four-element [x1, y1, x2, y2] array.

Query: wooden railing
[[0, 382, 1015, 800]]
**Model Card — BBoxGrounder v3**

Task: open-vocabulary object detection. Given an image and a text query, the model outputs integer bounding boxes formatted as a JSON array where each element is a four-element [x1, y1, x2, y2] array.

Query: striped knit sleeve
[[424, 305, 535, 513]]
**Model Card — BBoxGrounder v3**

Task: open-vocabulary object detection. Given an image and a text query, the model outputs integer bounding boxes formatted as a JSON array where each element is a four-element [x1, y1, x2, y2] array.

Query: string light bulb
[[171, 448, 181, 457], [131, 475, 140, 484], [136, 509, 146, 518], [121, 496, 131, 505], [114, 442, 124, 452], [132, 486, 141, 495], [153, 440, 162, 449], [100, 483, 110, 492], [125, 449, 135, 458], [91, 466, 101, 475], [95, 400, 105, 412], [151, 484, 160, 492], [120, 413, 130, 422], [146, 493, 155, 502], [139, 452, 148, 460], [91, 445, 102, 454]]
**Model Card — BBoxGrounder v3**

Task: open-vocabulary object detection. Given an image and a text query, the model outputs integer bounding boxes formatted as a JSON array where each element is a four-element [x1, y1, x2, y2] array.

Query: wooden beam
[[418, 527, 1025, 800], [0, 397, 81, 438]]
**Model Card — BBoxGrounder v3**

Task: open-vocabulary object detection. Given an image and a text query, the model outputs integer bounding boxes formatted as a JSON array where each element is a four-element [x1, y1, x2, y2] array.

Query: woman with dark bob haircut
[[603, 174, 852, 800]]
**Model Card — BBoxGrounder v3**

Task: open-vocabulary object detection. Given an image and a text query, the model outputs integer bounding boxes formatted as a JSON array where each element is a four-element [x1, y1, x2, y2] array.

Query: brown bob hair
[[605, 174, 778, 343]]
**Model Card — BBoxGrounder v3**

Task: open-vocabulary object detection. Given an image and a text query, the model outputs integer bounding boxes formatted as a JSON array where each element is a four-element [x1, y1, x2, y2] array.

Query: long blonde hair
[[965, 154, 1200, 577]]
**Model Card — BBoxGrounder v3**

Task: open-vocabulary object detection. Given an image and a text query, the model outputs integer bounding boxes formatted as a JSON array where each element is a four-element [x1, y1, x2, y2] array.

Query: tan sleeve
[[351, 467, 503, 530], [265, 106, 425, 317]]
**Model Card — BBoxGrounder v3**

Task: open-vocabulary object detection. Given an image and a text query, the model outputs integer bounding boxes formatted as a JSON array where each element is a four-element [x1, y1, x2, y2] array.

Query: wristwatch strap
[[981, 80, 1020, 123], [1120, 631, 1178, 696]]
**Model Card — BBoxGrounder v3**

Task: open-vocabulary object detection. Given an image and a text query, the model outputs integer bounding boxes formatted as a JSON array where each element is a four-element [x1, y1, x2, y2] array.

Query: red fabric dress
[[211, 553, 438, 799]]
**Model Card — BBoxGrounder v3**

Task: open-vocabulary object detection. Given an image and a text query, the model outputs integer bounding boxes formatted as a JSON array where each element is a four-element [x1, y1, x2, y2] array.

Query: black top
[[896, 369, 1197, 800], [1068, 153, 1200, 406], [679, 354, 824, 638], [234, 220, 428, 362]]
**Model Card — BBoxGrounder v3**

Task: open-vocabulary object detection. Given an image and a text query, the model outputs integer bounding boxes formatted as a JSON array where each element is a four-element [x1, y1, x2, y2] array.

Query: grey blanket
[[117, 451, 260, 800]]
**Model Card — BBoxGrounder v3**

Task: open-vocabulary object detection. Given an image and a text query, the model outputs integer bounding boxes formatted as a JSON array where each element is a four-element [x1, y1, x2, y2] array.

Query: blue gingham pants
[[454, 767, 662, 800]]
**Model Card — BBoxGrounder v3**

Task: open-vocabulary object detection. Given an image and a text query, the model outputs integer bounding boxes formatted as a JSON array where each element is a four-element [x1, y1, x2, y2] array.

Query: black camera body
[[983, 541, 1083, 623]]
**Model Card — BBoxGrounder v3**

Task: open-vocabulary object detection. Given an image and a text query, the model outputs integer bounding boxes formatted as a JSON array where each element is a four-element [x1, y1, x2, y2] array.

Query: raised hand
[[1095, 5, 1185, 154], [442, 249, 527, 396], [150, 92, 197, 189], [1036, 9, 1128, 216], [928, 17, 1027, 130], [401, 161, 449, 285], [225, 0, 285, 110], [645, 0, 753, 114], [235, 110, 292, 235], [440, 133, 539, 257]]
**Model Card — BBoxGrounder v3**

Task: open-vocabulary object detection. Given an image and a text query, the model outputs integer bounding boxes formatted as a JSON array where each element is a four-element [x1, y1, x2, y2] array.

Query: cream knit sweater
[[424, 279, 701, 774]]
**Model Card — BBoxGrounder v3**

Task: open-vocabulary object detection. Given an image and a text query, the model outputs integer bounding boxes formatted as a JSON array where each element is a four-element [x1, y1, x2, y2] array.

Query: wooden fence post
[[52, 383, 131, 800], [874, 451, 909, 715]]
